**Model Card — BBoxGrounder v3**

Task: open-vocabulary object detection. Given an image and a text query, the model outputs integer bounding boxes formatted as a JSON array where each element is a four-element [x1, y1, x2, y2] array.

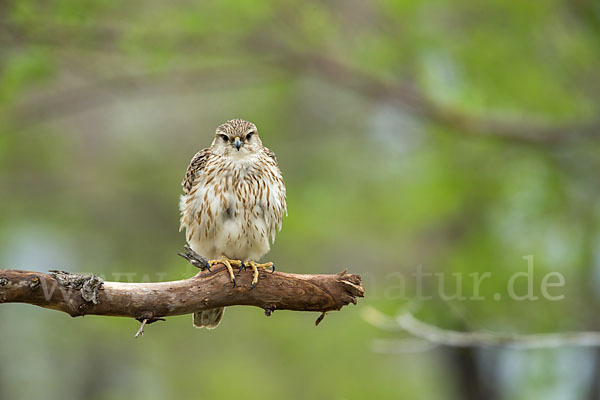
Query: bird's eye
[[219, 134, 229, 142], [246, 131, 255, 140]]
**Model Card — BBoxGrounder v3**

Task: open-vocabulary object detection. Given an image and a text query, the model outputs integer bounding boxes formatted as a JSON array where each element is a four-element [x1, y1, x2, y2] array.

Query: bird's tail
[[193, 307, 225, 329]]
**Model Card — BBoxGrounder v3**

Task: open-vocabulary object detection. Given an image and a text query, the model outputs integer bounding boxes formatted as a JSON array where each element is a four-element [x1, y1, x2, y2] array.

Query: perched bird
[[179, 119, 287, 328]]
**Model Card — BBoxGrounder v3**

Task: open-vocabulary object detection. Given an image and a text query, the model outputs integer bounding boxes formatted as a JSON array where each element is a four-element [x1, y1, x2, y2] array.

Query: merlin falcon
[[179, 119, 287, 328]]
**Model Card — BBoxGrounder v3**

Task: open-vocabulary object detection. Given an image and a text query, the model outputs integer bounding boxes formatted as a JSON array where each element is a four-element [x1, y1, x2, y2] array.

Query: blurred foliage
[[1, 0, 600, 399]]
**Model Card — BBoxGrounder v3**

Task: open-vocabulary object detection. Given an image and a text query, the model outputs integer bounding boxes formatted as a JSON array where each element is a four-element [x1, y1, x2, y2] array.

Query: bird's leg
[[246, 261, 275, 290], [208, 257, 243, 288]]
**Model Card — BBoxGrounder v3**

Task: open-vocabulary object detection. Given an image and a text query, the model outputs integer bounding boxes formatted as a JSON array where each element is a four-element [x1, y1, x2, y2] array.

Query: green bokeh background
[[1, 1, 600, 399]]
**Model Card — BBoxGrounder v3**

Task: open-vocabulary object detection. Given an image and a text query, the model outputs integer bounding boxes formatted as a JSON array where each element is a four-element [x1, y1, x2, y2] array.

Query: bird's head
[[211, 119, 262, 157]]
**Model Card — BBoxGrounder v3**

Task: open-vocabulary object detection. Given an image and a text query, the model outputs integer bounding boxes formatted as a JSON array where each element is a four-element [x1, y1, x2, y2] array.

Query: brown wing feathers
[[182, 148, 211, 194]]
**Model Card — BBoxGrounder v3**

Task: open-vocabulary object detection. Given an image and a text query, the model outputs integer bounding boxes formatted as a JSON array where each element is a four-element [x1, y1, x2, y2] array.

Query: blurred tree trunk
[[588, 349, 600, 400], [445, 348, 497, 400]]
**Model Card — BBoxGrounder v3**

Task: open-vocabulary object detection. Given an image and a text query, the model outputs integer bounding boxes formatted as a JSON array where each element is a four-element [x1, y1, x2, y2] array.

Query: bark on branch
[[0, 253, 364, 328]]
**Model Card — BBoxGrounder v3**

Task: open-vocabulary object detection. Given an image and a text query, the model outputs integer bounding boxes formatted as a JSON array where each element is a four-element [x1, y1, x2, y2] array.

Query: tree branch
[[363, 307, 600, 349], [0, 256, 364, 327], [5, 16, 599, 144], [286, 53, 600, 145]]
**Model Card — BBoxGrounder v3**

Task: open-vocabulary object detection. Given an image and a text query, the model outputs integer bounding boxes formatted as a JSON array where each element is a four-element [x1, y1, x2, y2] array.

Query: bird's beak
[[233, 137, 242, 151]]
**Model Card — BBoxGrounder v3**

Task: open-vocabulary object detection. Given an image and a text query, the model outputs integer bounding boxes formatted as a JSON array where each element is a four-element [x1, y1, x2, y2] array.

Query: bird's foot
[[246, 261, 275, 290], [237, 261, 246, 274], [208, 257, 244, 288]]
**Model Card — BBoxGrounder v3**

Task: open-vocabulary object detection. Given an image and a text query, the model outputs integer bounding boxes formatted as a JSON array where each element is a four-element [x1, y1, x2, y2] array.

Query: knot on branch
[[177, 245, 210, 270], [50, 270, 104, 304]]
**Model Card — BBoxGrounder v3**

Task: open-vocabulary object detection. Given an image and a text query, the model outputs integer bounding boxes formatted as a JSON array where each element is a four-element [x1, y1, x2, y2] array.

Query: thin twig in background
[[362, 306, 600, 349]]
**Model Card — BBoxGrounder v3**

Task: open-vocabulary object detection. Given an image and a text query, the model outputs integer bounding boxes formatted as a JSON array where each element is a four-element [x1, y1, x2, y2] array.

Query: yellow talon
[[246, 261, 274, 289], [209, 257, 244, 287]]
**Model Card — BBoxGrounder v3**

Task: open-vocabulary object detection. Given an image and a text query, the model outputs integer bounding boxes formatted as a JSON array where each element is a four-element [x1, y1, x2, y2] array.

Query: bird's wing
[[182, 148, 212, 194], [262, 146, 278, 164]]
